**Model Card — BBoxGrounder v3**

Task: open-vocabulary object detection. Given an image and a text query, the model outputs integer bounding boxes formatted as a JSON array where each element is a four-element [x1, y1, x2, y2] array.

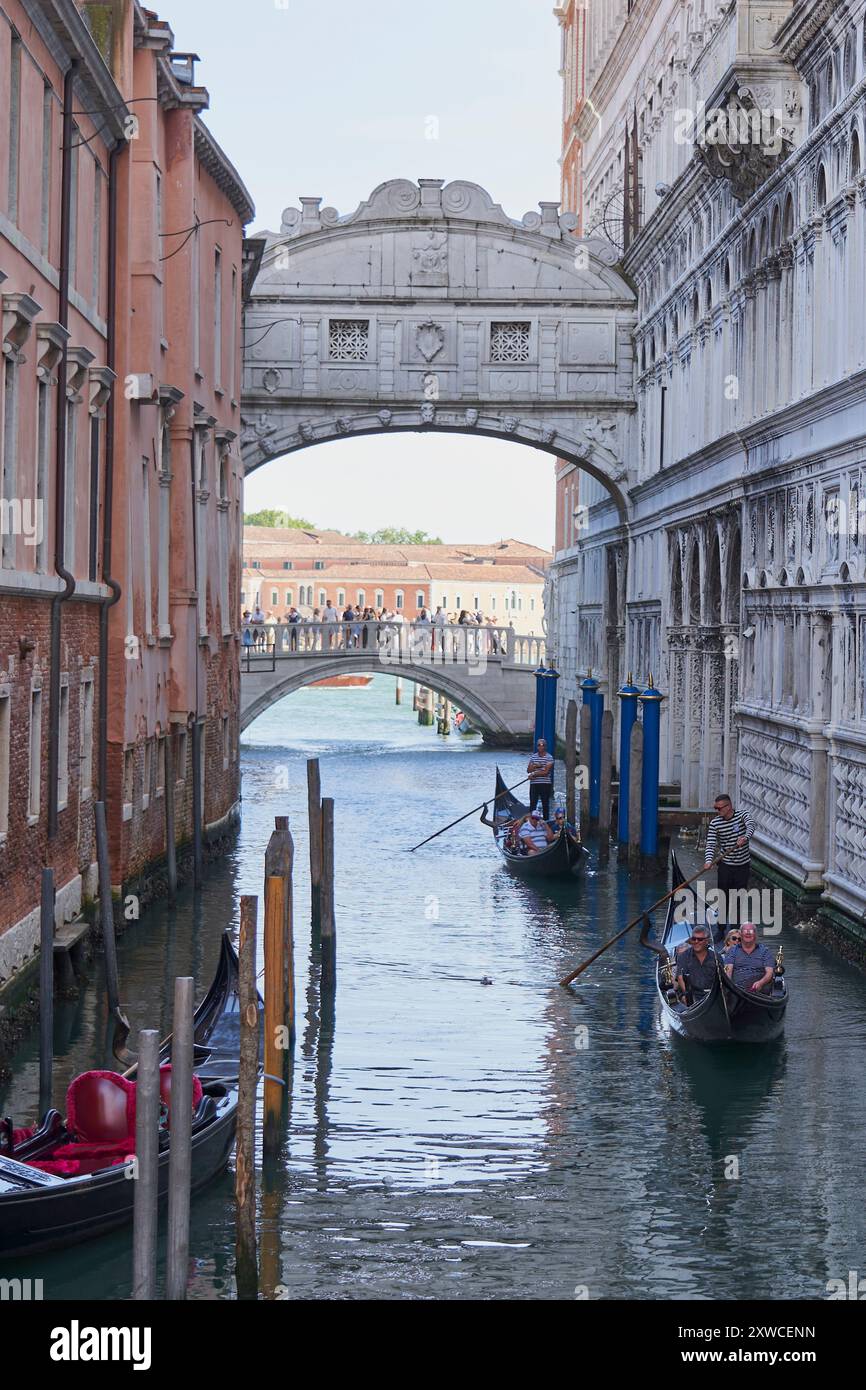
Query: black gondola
[[486, 767, 586, 878], [640, 852, 788, 1043], [0, 930, 251, 1258]]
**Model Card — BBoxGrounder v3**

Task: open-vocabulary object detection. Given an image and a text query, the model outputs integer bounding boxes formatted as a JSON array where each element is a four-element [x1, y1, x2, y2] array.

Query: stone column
[[804, 609, 833, 889]]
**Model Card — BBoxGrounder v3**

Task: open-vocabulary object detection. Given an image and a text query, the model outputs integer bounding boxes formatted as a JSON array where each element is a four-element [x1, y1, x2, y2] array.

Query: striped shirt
[[705, 809, 754, 866], [527, 752, 554, 785]]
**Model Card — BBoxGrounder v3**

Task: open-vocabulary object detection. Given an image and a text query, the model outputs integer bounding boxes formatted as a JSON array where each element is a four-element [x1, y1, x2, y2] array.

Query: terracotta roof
[[243, 564, 543, 585]]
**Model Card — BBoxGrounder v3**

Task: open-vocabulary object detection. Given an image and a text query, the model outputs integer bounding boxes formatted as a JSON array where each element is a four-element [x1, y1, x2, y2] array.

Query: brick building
[[241, 530, 550, 635], [0, 1, 256, 992]]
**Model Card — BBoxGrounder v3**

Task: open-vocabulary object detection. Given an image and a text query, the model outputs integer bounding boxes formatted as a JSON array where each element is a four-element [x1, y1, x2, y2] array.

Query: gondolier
[[703, 793, 754, 926], [526, 738, 555, 821]]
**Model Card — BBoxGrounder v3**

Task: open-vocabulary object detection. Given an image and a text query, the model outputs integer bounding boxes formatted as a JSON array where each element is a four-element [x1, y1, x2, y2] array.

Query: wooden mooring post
[[320, 796, 336, 990], [94, 800, 121, 1016], [166, 975, 194, 1300], [132, 1028, 160, 1300], [164, 731, 178, 906], [307, 758, 323, 930], [564, 698, 578, 828], [236, 896, 259, 1299], [39, 868, 55, 1110]]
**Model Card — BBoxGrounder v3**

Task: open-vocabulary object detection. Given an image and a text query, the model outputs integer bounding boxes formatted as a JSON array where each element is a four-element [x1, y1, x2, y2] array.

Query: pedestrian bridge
[[239, 620, 544, 742]]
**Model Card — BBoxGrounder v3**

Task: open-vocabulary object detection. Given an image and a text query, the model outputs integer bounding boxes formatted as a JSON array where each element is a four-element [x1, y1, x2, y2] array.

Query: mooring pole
[[265, 816, 295, 1049], [616, 675, 641, 844], [598, 709, 614, 860], [164, 731, 177, 907], [166, 975, 194, 1301], [132, 1028, 160, 1300], [94, 800, 120, 1015], [564, 698, 578, 828], [320, 796, 336, 990], [639, 675, 665, 861], [628, 719, 644, 871], [263, 871, 288, 1153], [579, 702, 591, 835], [191, 719, 203, 890], [39, 868, 55, 1110], [236, 899, 259, 1299], [307, 758, 322, 931]]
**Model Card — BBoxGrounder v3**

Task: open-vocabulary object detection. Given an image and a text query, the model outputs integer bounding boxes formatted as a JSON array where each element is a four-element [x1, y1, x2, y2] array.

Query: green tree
[[350, 527, 442, 544], [243, 508, 315, 529]]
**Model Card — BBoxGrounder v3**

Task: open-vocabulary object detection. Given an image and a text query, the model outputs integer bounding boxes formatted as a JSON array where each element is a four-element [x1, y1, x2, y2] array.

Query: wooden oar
[[407, 775, 532, 853], [558, 857, 722, 988]]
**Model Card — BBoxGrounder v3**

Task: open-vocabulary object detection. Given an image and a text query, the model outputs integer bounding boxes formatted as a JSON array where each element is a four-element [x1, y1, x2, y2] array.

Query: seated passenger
[[518, 805, 556, 855], [723, 922, 775, 993], [674, 925, 718, 1000], [553, 807, 577, 837], [722, 928, 741, 953]]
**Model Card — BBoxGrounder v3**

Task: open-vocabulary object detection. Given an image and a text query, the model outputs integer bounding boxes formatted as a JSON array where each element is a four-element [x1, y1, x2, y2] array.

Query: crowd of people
[[240, 601, 511, 654]]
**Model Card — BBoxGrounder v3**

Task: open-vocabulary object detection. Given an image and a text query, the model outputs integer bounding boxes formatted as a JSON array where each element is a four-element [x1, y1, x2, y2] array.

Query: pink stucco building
[[0, 0, 257, 993]]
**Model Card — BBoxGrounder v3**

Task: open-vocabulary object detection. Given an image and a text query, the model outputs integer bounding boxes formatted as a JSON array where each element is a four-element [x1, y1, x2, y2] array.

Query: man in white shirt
[[518, 805, 556, 855], [322, 598, 339, 648]]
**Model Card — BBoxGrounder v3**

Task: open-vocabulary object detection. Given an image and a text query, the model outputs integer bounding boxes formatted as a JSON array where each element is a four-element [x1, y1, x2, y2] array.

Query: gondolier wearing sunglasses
[[704, 793, 754, 925], [526, 738, 555, 821]]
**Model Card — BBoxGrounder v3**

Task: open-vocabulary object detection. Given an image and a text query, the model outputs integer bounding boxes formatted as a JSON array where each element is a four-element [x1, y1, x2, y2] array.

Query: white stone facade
[[552, 0, 866, 919]]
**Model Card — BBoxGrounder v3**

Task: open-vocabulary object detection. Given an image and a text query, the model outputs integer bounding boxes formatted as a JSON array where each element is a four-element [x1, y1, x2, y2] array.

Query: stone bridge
[[240, 177, 637, 511], [239, 621, 545, 742]]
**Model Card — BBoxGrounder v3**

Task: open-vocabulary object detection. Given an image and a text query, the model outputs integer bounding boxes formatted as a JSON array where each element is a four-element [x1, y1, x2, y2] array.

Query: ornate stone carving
[[502, 415, 519, 433], [464, 408, 479, 427], [335, 417, 351, 433], [262, 368, 282, 394], [299, 422, 314, 441], [377, 409, 393, 428], [240, 413, 278, 452], [416, 320, 445, 362], [539, 426, 556, 445], [420, 403, 436, 425], [412, 230, 448, 285]]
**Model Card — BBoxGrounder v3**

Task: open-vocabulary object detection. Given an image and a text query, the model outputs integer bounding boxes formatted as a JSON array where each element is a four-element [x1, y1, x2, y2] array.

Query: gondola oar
[[558, 857, 722, 988], [407, 776, 532, 853]]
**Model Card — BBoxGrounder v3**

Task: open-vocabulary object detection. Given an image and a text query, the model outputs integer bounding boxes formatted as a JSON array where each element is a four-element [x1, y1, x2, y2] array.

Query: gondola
[[640, 852, 788, 1043], [486, 767, 586, 878], [0, 930, 251, 1258]]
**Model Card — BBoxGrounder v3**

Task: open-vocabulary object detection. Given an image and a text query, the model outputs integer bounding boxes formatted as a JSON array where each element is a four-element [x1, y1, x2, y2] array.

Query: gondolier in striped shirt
[[526, 738, 555, 821], [703, 794, 754, 926]]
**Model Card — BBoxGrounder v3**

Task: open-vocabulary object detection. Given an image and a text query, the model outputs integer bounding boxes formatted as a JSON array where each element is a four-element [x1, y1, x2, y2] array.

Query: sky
[[163, 0, 563, 547]]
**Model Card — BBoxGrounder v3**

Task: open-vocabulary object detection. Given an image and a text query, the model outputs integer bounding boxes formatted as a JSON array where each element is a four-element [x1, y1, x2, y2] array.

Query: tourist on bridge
[[323, 597, 339, 648], [527, 737, 555, 821], [251, 602, 266, 650], [723, 922, 774, 994], [703, 793, 754, 924], [342, 602, 355, 647], [286, 605, 301, 650]]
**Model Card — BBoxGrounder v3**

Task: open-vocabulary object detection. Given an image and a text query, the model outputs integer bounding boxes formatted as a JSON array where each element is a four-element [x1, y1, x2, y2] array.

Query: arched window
[[706, 535, 722, 626], [357, 589, 366, 606], [823, 56, 835, 117], [705, 279, 712, 313], [782, 192, 795, 239], [770, 204, 782, 251], [416, 592, 425, 609], [395, 590, 403, 609], [723, 258, 731, 294], [219, 450, 229, 503], [816, 164, 828, 210], [337, 590, 345, 607], [688, 541, 701, 624], [375, 589, 384, 608], [692, 289, 700, 325], [850, 129, 861, 182], [285, 589, 293, 605], [318, 589, 326, 607], [758, 216, 769, 262], [670, 545, 683, 626], [844, 34, 855, 91]]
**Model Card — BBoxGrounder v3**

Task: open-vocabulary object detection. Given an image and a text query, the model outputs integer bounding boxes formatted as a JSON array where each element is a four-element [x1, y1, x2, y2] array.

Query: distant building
[[241, 529, 550, 634]]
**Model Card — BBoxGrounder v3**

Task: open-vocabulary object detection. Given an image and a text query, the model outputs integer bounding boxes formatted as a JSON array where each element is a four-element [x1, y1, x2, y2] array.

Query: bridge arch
[[241, 178, 638, 517], [240, 656, 525, 742]]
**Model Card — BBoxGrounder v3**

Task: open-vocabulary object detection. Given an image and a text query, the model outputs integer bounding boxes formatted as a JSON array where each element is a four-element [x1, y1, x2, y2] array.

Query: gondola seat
[[29, 1071, 138, 1176], [158, 1063, 204, 1125]]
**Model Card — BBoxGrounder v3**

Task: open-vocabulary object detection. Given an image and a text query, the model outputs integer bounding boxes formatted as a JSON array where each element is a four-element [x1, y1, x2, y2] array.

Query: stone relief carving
[[335, 417, 351, 433], [502, 415, 519, 433], [262, 368, 282, 394], [377, 409, 393, 428], [420, 403, 436, 425], [412, 230, 448, 285], [415, 321, 445, 362], [464, 408, 479, 427], [240, 413, 278, 452]]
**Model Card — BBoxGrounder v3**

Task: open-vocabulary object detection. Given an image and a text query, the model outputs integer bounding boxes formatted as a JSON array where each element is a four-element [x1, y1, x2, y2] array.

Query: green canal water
[[3, 674, 866, 1300]]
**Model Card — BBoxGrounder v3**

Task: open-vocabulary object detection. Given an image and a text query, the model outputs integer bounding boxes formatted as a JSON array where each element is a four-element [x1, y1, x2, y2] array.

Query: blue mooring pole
[[616, 674, 641, 844], [541, 664, 559, 755], [580, 672, 601, 821], [639, 675, 665, 857], [533, 664, 546, 747]]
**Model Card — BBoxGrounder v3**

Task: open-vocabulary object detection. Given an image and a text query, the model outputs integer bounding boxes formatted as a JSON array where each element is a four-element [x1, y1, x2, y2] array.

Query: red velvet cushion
[[66, 1070, 137, 1145]]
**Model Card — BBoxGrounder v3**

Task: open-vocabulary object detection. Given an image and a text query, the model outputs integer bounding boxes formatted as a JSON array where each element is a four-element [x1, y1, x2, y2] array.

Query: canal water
[[3, 674, 866, 1300]]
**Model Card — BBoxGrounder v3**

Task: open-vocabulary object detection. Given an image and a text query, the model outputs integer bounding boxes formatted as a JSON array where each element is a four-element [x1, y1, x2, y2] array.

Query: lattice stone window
[[490, 321, 531, 363], [329, 319, 369, 361]]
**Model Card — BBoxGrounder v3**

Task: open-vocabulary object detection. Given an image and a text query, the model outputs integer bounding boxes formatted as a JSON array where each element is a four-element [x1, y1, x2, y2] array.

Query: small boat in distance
[[486, 767, 585, 878], [641, 852, 788, 1043], [0, 932, 253, 1258], [310, 674, 373, 688]]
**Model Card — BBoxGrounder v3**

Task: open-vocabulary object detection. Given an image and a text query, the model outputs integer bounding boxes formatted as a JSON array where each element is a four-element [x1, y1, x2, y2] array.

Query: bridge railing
[[240, 621, 545, 669]]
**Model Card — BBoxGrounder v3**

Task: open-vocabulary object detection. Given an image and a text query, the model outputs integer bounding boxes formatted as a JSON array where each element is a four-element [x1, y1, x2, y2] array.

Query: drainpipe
[[48, 60, 78, 841], [97, 139, 123, 808]]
